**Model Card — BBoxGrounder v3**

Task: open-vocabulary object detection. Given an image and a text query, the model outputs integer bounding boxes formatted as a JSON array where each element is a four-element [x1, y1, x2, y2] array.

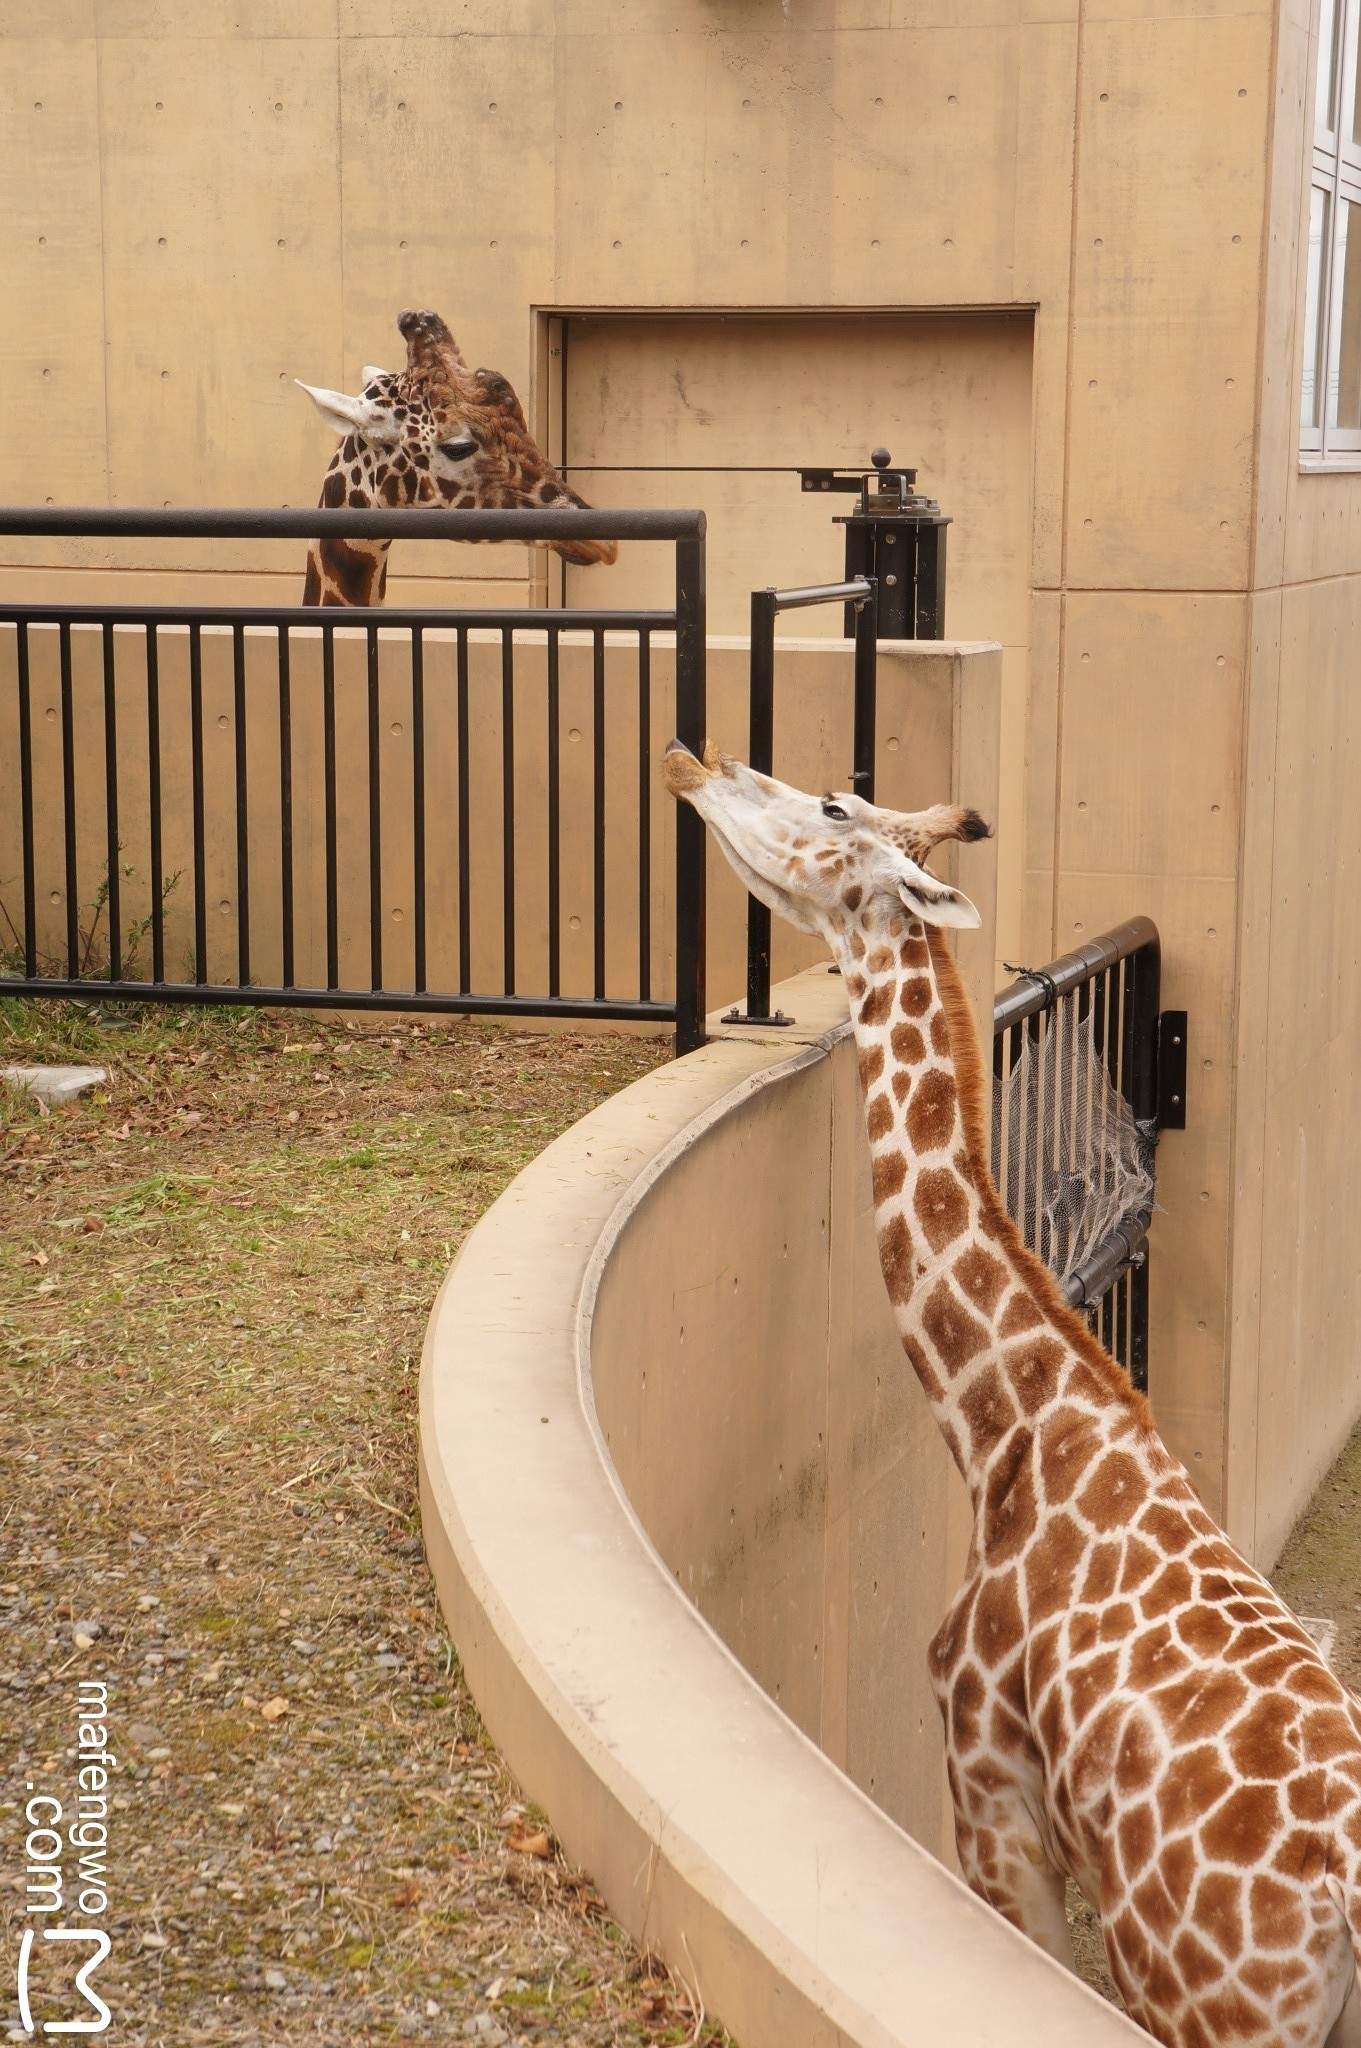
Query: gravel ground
[[0, 1002, 729, 2048]]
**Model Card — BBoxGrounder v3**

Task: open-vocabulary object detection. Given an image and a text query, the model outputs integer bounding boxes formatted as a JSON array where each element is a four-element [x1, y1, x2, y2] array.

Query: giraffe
[[296, 307, 616, 606], [663, 737, 1361, 2048]]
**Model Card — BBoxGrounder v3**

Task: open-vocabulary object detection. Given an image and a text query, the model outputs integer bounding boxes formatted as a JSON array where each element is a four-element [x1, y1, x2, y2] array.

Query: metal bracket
[[1157, 1010, 1189, 1130], [721, 1007, 796, 1027]]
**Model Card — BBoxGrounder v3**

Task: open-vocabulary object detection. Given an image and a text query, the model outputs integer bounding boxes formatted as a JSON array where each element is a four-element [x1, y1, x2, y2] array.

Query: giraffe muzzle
[[662, 737, 724, 796]]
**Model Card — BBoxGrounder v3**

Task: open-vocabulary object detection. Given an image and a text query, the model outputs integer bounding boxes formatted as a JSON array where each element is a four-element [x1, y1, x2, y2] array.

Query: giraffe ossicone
[[664, 737, 1361, 2048], [298, 307, 616, 607]]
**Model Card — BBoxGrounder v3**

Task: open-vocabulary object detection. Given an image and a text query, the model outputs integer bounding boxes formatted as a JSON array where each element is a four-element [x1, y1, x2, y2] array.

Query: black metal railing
[[726, 576, 878, 1027], [0, 506, 709, 1053], [993, 918, 1184, 1390]]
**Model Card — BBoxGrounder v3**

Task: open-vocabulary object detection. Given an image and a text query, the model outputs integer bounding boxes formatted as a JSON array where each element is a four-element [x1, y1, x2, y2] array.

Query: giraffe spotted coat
[[297, 307, 615, 606], [663, 739, 1361, 2048]]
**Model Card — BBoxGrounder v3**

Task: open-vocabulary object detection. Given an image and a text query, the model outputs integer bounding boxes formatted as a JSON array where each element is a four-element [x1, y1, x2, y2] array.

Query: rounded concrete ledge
[[419, 966, 1141, 2047]]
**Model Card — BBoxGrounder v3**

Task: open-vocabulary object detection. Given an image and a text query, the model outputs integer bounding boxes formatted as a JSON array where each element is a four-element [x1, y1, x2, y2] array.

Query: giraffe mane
[[924, 923, 1153, 1427]]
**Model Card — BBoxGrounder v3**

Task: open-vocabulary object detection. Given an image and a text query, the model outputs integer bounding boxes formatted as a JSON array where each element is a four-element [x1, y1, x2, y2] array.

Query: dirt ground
[[0, 1000, 733, 2048], [9, 998, 1361, 2042]]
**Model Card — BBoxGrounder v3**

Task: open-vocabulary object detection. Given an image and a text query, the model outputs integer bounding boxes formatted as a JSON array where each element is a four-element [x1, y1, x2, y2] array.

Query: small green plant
[[0, 855, 181, 985]]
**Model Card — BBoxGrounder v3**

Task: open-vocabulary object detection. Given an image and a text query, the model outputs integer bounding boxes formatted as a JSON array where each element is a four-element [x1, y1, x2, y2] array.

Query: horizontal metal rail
[[0, 604, 677, 632], [993, 917, 1160, 1031], [0, 977, 675, 1024], [0, 506, 705, 543], [0, 510, 710, 1052]]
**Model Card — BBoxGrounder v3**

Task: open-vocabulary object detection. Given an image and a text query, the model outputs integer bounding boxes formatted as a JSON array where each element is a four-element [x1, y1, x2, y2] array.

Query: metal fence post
[[851, 579, 878, 803], [674, 529, 708, 1055], [744, 587, 778, 1026]]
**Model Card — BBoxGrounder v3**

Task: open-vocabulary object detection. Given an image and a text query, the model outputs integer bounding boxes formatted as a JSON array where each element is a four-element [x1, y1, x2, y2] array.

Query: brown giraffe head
[[298, 308, 616, 604], [663, 738, 989, 942]]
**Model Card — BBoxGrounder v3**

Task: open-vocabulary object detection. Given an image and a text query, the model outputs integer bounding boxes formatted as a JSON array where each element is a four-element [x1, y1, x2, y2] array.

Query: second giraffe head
[[298, 308, 617, 569]]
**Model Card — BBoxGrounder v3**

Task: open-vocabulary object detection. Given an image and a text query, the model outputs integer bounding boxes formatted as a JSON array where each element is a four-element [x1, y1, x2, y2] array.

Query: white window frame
[[1303, 0, 1361, 463]]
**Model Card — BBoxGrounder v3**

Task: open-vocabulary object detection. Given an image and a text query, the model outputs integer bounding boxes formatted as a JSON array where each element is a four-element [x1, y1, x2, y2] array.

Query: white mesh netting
[[990, 998, 1155, 1291]]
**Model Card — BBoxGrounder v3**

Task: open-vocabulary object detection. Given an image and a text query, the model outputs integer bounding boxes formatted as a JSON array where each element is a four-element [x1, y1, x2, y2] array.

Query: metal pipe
[[0, 506, 705, 542], [101, 622, 121, 984], [0, 603, 675, 631], [0, 975, 680, 1023], [759, 578, 874, 613], [851, 580, 879, 800], [410, 627, 425, 997], [673, 533, 708, 1055], [992, 917, 1161, 1031], [745, 587, 778, 1023], [16, 623, 36, 978]]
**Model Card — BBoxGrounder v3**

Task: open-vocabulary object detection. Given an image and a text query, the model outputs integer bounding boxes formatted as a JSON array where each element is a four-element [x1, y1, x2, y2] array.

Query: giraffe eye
[[438, 435, 478, 462], [822, 801, 850, 822]]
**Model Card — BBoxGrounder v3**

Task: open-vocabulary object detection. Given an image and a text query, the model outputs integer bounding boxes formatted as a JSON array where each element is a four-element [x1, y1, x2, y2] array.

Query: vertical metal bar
[[673, 532, 708, 1054], [322, 623, 338, 990], [502, 625, 516, 996], [1129, 1256, 1151, 1395], [1126, 936, 1161, 1127], [745, 587, 777, 1022], [852, 580, 879, 803], [367, 621, 383, 992], [1022, 1013, 1041, 1254], [102, 622, 121, 982], [189, 622, 207, 984], [916, 522, 948, 639], [60, 622, 78, 976], [411, 626, 426, 996], [16, 623, 37, 978], [456, 626, 471, 993], [546, 625, 561, 1000], [1125, 934, 1161, 1393], [146, 626, 164, 985], [1035, 1004, 1051, 1270], [842, 519, 871, 638], [233, 622, 250, 989], [991, 1023, 1004, 1205], [277, 626, 294, 990], [637, 629, 651, 1002], [1007, 1019, 1024, 1224], [592, 627, 606, 1000]]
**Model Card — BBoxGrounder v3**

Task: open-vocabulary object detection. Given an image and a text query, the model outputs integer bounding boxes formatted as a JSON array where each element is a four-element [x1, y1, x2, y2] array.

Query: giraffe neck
[[302, 438, 396, 607], [302, 536, 391, 607], [838, 902, 1146, 1507]]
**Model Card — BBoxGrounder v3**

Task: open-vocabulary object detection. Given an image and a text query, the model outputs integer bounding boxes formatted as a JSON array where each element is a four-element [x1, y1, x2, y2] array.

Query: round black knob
[[870, 447, 892, 470]]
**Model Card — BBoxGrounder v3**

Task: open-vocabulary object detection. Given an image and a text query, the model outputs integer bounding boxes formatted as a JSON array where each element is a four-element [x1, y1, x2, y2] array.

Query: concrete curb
[[418, 965, 1142, 2047]]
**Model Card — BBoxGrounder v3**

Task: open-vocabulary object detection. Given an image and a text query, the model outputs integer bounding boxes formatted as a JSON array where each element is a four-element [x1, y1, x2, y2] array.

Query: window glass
[[1303, 185, 1330, 429], [1319, 0, 1340, 130], [1333, 197, 1361, 428]]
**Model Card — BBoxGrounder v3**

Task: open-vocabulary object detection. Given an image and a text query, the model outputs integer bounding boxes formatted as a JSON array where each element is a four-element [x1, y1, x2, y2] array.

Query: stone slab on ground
[[3, 1063, 107, 1105]]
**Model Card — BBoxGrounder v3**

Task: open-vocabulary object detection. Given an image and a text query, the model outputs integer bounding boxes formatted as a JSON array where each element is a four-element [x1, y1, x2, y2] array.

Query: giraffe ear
[[895, 857, 981, 930], [295, 380, 401, 447]]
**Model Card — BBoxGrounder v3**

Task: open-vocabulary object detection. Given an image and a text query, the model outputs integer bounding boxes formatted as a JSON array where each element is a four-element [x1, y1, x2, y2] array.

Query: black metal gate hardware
[[799, 449, 950, 640], [1157, 1010, 1189, 1130]]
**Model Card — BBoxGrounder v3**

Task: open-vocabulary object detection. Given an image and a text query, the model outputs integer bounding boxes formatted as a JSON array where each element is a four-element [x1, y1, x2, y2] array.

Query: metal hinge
[[1157, 1011, 1189, 1131]]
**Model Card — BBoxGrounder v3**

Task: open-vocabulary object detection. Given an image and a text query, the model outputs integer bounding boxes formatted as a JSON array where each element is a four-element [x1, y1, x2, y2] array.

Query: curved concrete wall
[[419, 965, 1142, 2046]]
